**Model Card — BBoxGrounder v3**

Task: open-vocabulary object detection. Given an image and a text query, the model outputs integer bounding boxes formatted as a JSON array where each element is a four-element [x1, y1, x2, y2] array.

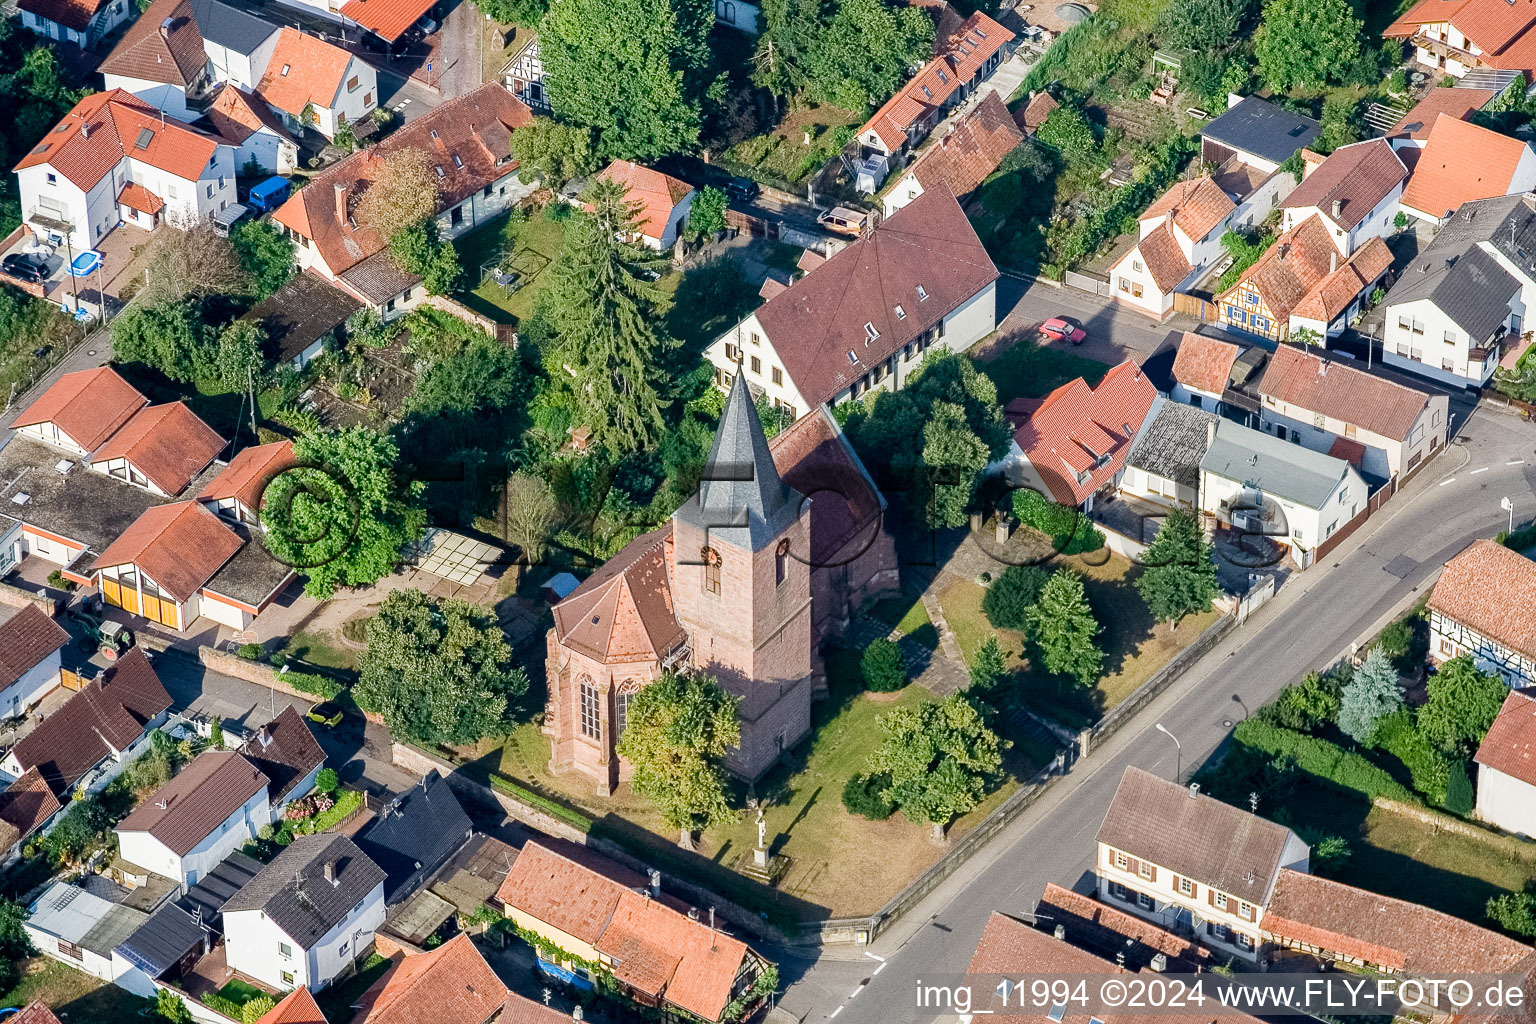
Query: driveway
[[995, 274, 1198, 368]]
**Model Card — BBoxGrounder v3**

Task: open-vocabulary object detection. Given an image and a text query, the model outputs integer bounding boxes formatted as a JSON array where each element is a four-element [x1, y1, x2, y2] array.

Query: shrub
[[861, 639, 908, 693], [1227, 719, 1414, 802], [1259, 671, 1341, 733], [281, 670, 343, 699], [1489, 888, 1536, 937], [237, 643, 265, 660], [1310, 835, 1352, 876], [1013, 490, 1104, 555], [1375, 620, 1413, 666], [982, 564, 1049, 631], [1369, 708, 1450, 804], [315, 767, 339, 795], [46, 569, 75, 591], [1444, 759, 1475, 815], [841, 773, 897, 820]]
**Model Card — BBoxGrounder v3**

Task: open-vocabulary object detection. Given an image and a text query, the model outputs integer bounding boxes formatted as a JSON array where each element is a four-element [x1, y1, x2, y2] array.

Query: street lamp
[[275, 662, 289, 715], [1502, 496, 1515, 534], [1154, 722, 1181, 783]]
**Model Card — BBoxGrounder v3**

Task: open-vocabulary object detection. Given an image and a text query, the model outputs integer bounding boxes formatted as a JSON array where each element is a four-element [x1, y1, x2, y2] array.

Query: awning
[[213, 204, 248, 229]]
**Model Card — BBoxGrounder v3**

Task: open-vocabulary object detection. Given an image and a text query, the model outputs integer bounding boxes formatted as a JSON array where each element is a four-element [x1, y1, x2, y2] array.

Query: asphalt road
[[995, 275, 1195, 368], [774, 400, 1536, 1024]]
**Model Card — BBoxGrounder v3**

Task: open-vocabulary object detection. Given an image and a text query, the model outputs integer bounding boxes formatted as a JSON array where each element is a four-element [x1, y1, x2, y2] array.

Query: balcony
[[26, 207, 74, 235], [1410, 31, 1481, 67]]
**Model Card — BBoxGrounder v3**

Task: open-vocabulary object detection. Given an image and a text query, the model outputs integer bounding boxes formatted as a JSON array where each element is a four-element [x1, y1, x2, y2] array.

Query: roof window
[[864, 322, 880, 343], [434, 165, 445, 179], [894, 304, 906, 320], [975, 26, 988, 37], [936, 70, 948, 83], [430, 129, 439, 139], [281, 64, 291, 75], [452, 154, 463, 168], [135, 128, 154, 149], [916, 284, 929, 301], [847, 350, 860, 365], [53, 123, 70, 134], [921, 85, 932, 99]]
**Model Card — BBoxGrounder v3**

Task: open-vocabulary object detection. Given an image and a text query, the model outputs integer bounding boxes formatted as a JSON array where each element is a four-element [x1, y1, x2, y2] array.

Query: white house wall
[[1199, 463, 1365, 553], [1476, 765, 1536, 837], [205, 32, 280, 92], [116, 785, 271, 890], [0, 649, 62, 718], [101, 77, 196, 122], [225, 883, 385, 991], [1382, 295, 1509, 386]]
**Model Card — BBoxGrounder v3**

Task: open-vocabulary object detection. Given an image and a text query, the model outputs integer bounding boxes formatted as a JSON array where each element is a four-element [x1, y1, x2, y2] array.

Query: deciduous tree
[[230, 219, 295, 299], [470, 0, 545, 26], [1254, 0, 1363, 93], [389, 219, 462, 294], [503, 470, 560, 565], [922, 400, 990, 527], [1026, 569, 1103, 687], [868, 694, 1004, 840], [356, 149, 441, 241], [1337, 645, 1402, 743], [212, 320, 268, 392], [801, 0, 934, 111], [1135, 508, 1219, 630], [110, 300, 207, 381], [1417, 655, 1505, 753], [0, 895, 31, 991], [1035, 105, 1098, 162], [143, 214, 250, 301], [509, 117, 600, 189], [687, 185, 728, 240], [1157, 0, 1252, 50], [969, 635, 1007, 692], [616, 673, 741, 848]]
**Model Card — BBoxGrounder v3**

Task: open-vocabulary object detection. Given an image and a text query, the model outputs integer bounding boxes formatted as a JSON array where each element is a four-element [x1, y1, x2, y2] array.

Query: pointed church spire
[[674, 373, 803, 551]]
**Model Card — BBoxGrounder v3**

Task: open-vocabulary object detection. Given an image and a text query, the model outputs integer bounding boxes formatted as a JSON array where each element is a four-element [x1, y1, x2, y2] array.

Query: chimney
[[333, 183, 348, 227], [648, 869, 661, 896], [1188, 782, 1201, 799], [572, 1007, 584, 1024], [1053, 924, 1066, 941], [259, 722, 274, 748], [709, 907, 717, 951], [80, 122, 91, 139], [1331, 198, 1342, 220], [1206, 421, 1216, 448], [1151, 953, 1168, 972], [1330, 250, 1338, 273], [323, 860, 336, 885]]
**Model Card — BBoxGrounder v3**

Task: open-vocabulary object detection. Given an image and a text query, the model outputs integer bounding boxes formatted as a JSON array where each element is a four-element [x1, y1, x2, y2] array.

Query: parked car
[[305, 701, 345, 727], [1039, 316, 1087, 345], [726, 177, 760, 202], [418, 16, 438, 33], [2, 252, 48, 283]]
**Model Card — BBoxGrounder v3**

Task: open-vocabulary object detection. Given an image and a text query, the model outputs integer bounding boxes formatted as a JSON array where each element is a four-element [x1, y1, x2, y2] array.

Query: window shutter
[[1127, 857, 1139, 875], [1208, 888, 1218, 907]]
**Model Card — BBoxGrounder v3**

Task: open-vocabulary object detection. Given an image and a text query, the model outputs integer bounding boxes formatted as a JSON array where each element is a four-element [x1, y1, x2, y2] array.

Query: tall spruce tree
[[1026, 569, 1104, 687], [1135, 509, 1219, 630]]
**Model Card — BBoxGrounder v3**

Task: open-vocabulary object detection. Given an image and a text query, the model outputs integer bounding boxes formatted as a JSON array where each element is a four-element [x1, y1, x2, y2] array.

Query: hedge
[[281, 670, 342, 700], [1230, 719, 1415, 802], [1013, 489, 1105, 555], [489, 774, 594, 834], [1498, 523, 1536, 552]]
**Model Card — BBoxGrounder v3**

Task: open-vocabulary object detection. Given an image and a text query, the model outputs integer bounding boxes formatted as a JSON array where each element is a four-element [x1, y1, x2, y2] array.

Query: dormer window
[[894, 304, 906, 320], [864, 322, 879, 343], [916, 284, 929, 301]]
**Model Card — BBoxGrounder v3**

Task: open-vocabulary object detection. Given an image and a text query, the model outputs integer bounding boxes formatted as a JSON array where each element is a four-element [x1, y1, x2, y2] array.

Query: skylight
[[847, 350, 859, 364], [452, 154, 463, 168], [921, 85, 932, 99], [916, 284, 929, 301], [936, 70, 948, 83], [281, 64, 291, 75], [135, 128, 154, 149], [430, 129, 439, 139], [894, 305, 906, 320], [434, 165, 445, 178], [864, 322, 879, 343]]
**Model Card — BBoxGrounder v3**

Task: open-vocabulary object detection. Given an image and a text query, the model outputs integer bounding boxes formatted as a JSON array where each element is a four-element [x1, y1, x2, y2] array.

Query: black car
[[2, 253, 47, 283], [725, 176, 760, 202]]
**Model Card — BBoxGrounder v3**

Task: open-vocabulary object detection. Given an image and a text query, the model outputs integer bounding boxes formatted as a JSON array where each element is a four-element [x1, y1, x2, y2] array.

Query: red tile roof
[[92, 500, 243, 603], [18, 0, 106, 32], [905, 92, 1023, 201], [11, 648, 172, 794], [1015, 91, 1058, 135], [1171, 332, 1241, 396], [0, 767, 63, 857], [206, 84, 296, 147], [1257, 343, 1433, 441], [89, 402, 226, 496], [1391, 87, 1496, 139], [197, 440, 297, 512], [551, 526, 685, 664], [7, 1004, 64, 1024], [859, 11, 1014, 150], [353, 933, 509, 1024], [1476, 688, 1536, 786], [1328, 435, 1367, 468], [770, 407, 883, 565], [1401, 114, 1533, 221], [255, 987, 329, 1024], [115, 751, 268, 856], [498, 842, 755, 1023], [754, 183, 997, 408], [8, 365, 146, 451], [14, 89, 225, 191], [98, 0, 207, 87], [1385, 0, 1536, 67], [339, 0, 434, 42], [1007, 359, 1157, 507], [1263, 868, 1531, 973], [273, 83, 530, 276], [1215, 213, 1339, 321], [1140, 175, 1236, 242], [1289, 235, 1393, 324], [594, 160, 694, 241], [0, 605, 70, 689], [1428, 539, 1536, 661], [1035, 882, 1212, 971], [1281, 139, 1406, 231], [118, 182, 164, 216], [1133, 220, 1193, 293], [256, 27, 355, 121]]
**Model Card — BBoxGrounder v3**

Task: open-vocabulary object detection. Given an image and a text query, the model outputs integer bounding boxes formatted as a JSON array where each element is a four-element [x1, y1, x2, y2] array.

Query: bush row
[[1229, 719, 1414, 802]]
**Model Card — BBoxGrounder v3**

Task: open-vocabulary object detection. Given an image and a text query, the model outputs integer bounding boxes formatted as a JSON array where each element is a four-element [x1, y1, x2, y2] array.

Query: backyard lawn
[[453, 209, 569, 325], [971, 336, 1111, 406], [0, 958, 149, 1022], [279, 628, 360, 674], [720, 103, 862, 189], [939, 549, 1221, 728]]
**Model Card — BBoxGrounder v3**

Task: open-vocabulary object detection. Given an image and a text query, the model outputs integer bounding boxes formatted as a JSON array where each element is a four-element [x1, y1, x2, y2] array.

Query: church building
[[543, 375, 898, 792]]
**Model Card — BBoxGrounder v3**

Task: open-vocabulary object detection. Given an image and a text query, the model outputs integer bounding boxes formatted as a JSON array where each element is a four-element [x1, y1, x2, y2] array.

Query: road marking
[[1510, 460, 1527, 466], [1472, 466, 1490, 474], [873, 962, 888, 976], [1440, 478, 1456, 486], [850, 981, 869, 999], [829, 1007, 844, 1019], [864, 952, 886, 963]]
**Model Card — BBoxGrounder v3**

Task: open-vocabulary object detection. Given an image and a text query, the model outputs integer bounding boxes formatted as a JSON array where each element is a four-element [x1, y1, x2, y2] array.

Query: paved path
[[772, 400, 1536, 1024]]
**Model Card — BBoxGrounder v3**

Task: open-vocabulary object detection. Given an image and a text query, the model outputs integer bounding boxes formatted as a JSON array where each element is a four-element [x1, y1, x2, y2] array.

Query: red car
[[1039, 316, 1087, 345]]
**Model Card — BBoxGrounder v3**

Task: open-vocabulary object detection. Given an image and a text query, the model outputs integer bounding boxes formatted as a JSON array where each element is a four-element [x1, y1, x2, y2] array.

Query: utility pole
[[247, 364, 259, 439]]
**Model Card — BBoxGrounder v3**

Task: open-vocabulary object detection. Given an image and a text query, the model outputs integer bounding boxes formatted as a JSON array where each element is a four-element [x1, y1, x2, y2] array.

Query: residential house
[[6, 1005, 63, 1024], [593, 160, 696, 250], [13, 89, 238, 250], [1095, 766, 1309, 960], [194, 0, 282, 91], [1199, 418, 1368, 565], [1255, 344, 1449, 481], [881, 92, 1023, 217], [18, 0, 133, 49], [0, 648, 172, 796], [1262, 868, 1531, 978], [1389, 87, 1496, 146], [857, 12, 1015, 167], [1109, 176, 1237, 318], [711, 0, 762, 33], [0, 604, 70, 718], [114, 751, 271, 891], [206, 83, 298, 175], [112, 899, 218, 999], [1119, 397, 1218, 509], [1427, 539, 1536, 686], [1385, 0, 1536, 82], [255, 28, 376, 141], [256, 988, 329, 1024], [1473, 688, 1536, 835], [1279, 139, 1408, 257], [23, 879, 149, 983], [336, 0, 436, 45], [1214, 214, 1392, 342], [223, 833, 388, 992], [272, 83, 533, 318], [86, 400, 225, 498], [356, 770, 472, 906], [498, 841, 770, 1024], [500, 33, 548, 113], [354, 933, 511, 1024], [1200, 96, 1320, 175], [1378, 192, 1536, 386], [1034, 882, 1213, 972], [993, 359, 1157, 511], [239, 706, 327, 813], [545, 376, 895, 788], [241, 273, 361, 371], [1170, 331, 1269, 422], [197, 439, 296, 527], [97, 0, 216, 119], [0, 768, 62, 868], [1398, 114, 1536, 224], [705, 184, 998, 416]]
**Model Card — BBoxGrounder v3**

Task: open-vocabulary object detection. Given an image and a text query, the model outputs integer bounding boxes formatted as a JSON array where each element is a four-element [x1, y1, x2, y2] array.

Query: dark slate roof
[[187, 0, 276, 53], [672, 372, 803, 552], [1481, 193, 1536, 274], [241, 271, 361, 366], [239, 706, 326, 805], [1128, 399, 1218, 488], [357, 770, 472, 905], [1383, 243, 1520, 341], [224, 833, 385, 949], [1202, 97, 1320, 165], [177, 850, 262, 925], [202, 521, 297, 606], [117, 902, 208, 978]]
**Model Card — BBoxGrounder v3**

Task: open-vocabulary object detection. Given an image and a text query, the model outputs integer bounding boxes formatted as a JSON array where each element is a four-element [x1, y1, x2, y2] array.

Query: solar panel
[[135, 128, 155, 149]]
